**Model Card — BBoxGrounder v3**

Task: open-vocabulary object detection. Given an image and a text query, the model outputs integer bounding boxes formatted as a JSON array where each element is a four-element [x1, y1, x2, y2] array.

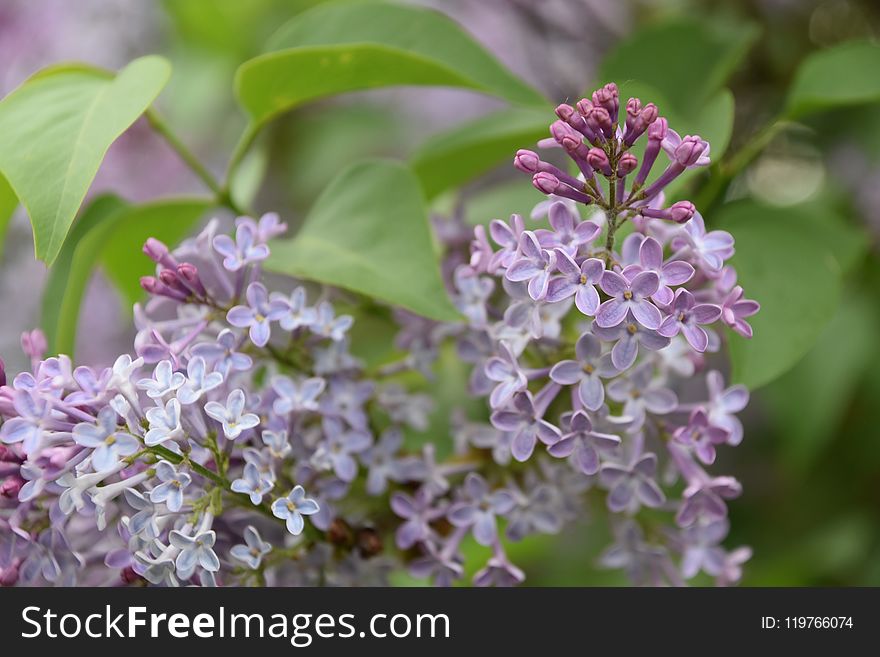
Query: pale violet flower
[[72, 407, 140, 471], [229, 526, 272, 569], [271, 375, 325, 415], [204, 389, 260, 440], [271, 486, 320, 536], [311, 302, 353, 341], [169, 529, 220, 579], [176, 356, 223, 405], [136, 360, 185, 400], [148, 461, 191, 512], [190, 329, 253, 378], [226, 283, 287, 347], [144, 398, 184, 446], [231, 461, 274, 505]]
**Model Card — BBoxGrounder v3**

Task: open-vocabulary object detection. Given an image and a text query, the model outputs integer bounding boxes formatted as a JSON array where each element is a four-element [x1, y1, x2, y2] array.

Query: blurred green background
[[1, 0, 879, 585]]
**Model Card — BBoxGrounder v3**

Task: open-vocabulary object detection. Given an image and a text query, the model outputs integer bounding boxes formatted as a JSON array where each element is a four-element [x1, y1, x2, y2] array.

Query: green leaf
[[265, 1, 544, 104], [411, 107, 550, 200], [786, 42, 880, 118], [0, 56, 171, 265], [235, 2, 544, 127], [0, 172, 17, 256], [41, 197, 210, 356], [265, 160, 459, 322], [100, 199, 212, 308], [41, 195, 128, 355], [598, 18, 758, 113], [720, 200, 866, 389]]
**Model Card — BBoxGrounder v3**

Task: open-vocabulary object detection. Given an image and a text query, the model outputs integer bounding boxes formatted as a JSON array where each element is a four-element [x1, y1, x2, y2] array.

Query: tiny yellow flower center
[[579, 274, 588, 285], [623, 290, 633, 301], [105, 435, 116, 446], [583, 363, 595, 374], [626, 323, 638, 335]]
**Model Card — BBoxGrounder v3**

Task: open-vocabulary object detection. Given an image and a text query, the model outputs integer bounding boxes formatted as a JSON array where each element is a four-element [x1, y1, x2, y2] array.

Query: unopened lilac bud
[[514, 149, 540, 174], [575, 98, 593, 117], [624, 102, 657, 146], [587, 147, 613, 177], [177, 263, 207, 298], [555, 103, 596, 142], [143, 238, 177, 269], [532, 173, 593, 204], [20, 329, 46, 362], [592, 83, 619, 124], [159, 268, 190, 296], [648, 115, 668, 142], [0, 475, 23, 498], [641, 200, 696, 223], [140, 276, 188, 302], [617, 152, 638, 177], [585, 106, 613, 140], [0, 357, 5, 388], [625, 98, 642, 131], [670, 201, 696, 223], [634, 117, 669, 187], [0, 563, 19, 586], [515, 149, 588, 188], [674, 135, 710, 167]]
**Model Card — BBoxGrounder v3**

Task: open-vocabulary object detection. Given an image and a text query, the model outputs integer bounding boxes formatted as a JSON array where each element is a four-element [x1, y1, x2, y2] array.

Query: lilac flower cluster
[[409, 82, 760, 585], [0, 214, 439, 586], [0, 83, 761, 588]]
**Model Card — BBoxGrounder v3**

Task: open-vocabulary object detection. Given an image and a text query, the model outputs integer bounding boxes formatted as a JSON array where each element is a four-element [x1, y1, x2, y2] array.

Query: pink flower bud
[[670, 200, 696, 223], [532, 172, 561, 195], [617, 152, 638, 177], [648, 116, 669, 142], [20, 329, 46, 362], [674, 135, 710, 167], [587, 147, 613, 176], [514, 149, 540, 174]]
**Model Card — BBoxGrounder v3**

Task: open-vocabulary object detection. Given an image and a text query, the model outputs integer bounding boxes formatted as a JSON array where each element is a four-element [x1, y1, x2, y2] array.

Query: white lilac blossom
[[0, 215, 443, 586], [0, 84, 760, 589]]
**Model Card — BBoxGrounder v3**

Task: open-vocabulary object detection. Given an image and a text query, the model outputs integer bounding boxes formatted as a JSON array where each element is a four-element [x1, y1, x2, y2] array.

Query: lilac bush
[[0, 82, 759, 587]]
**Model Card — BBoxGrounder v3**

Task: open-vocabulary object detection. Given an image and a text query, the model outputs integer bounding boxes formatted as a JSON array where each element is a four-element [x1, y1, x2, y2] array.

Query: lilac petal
[[639, 237, 663, 269], [246, 283, 268, 309], [661, 260, 695, 285], [554, 249, 580, 276], [607, 482, 633, 512], [682, 323, 709, 352], [536, 420, 562, 445], [630, 271, 660, 298], [574, 285, 600, 316], [473, 512, 498, 546], [595, 299, 628, 327], [643, 388, 678, 414], [448, 503, 476, 527], [286, 513, 305, 536], [91, 444, 117, 471], [249, 321, 270, 347], [390, 493, 415, 518], [574, 221, 601, 243], [226, 306, 255, 327], [720, 386, 749, 413], [651, 285, 674, 306], [579, 376, 605, 411], [490, 380, 522, 409], [520, 231, 542, 259], [575, 443, 600, 475], [506, 260, 542, 282], [464, 473, 489, 499], [546, 277, 577, 303], [334, 454, 358, 482], [548, 436, 575, 458], [527, 270, 550, 300], [396, 521, 423, 549], [549, 360, 582, 385], [630, 300, 662, 330], [491, 410, 524, 432], [658, 315, 680, 338], [511, 429, 536, 462], [636, 479, 666, 508], [600, 270, 628, 297], [548, 202, 575, 233], [638, 329, 671, 352], [693, 304, 722, 324], [611, 335, 638, 370]]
